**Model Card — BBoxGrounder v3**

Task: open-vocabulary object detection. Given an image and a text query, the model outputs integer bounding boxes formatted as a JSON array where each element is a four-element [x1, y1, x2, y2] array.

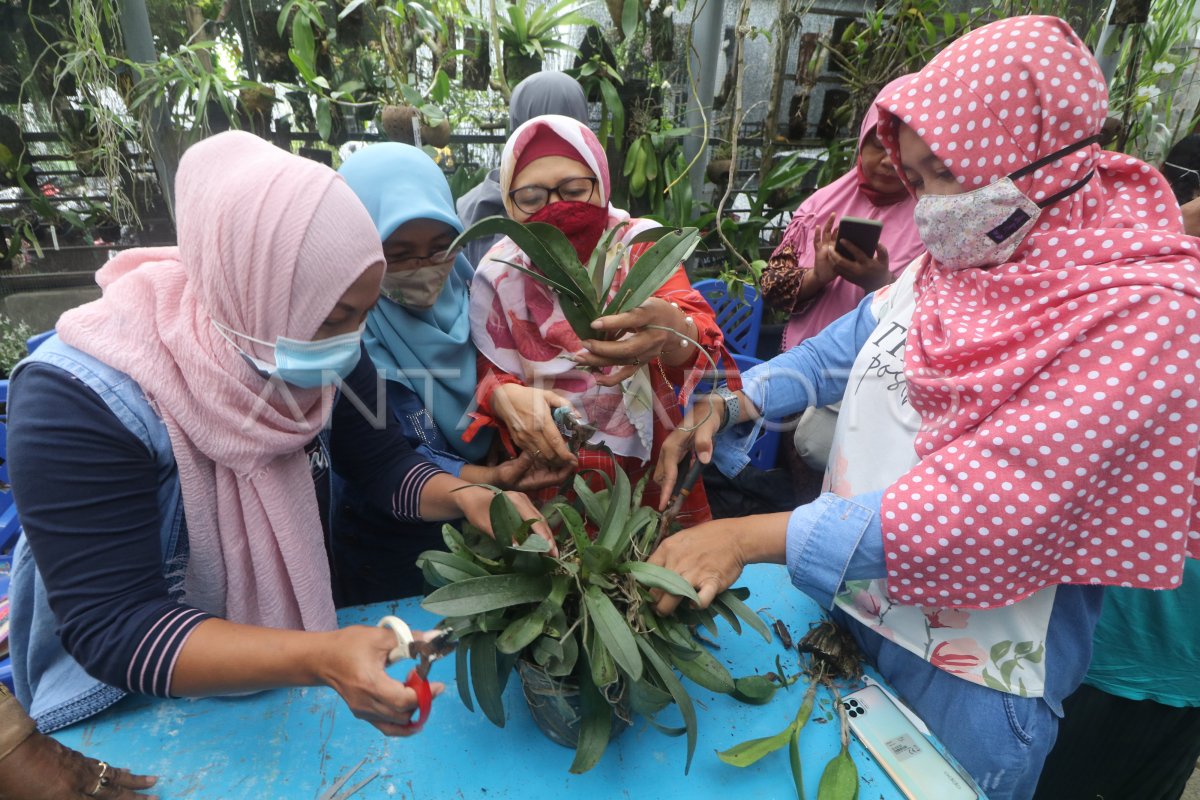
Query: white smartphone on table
[[841, 684, 983, 800]]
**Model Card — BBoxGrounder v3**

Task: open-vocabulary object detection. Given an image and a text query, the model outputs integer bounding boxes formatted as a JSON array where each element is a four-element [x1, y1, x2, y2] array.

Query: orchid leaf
[[422, 574, 550, 616], [637, 637, 698, 773], [817, 746, 858, 800], [603, 227, 702, 315], [583, 586, 643, 681], [569, 665, 613, 774], [470, 632, 506, 726], [619, 562, 700, 604], [715, 589, 772, 642]]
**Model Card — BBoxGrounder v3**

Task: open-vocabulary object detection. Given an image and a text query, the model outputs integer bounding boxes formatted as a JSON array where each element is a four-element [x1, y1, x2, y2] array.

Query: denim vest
[[9, 334, 186, 732]]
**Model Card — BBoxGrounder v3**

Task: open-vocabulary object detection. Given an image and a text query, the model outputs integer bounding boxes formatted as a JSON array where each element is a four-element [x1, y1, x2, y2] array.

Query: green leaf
[[456, 636, 474, 711], [596, 78, 625, 150], [315, 99, 332, 141], [583, 586, 643, 681], [496, 607, 549, 654], [731, 675, 780, 705], [430, 69, 451, 104], [292, 14, 316, 73], [628, 677, 674, 716], [508, 534, 551, 554], [422, 574, 550, 616], [452, 218, 594, 312], [288, 49, 318, 83], [603, 227, 702, 316], [989, 640, 1013, 663], [816, 746, 858, 800], [587, 625, 617, 687], [790, 725, 805, 800], [548, 502, 589, 555], [569, 665, 613, 774], [574, 476, 606, 525], [620, 0, 639, 39], [595, 464, 631, 552], [470, 632, 506, 726], [620, 562, 700, 604], [587, 221, 629, 300], [338, 0, 369, 20], [669, 643, 734, 693], [715, 590, 772, 642], [417, 550, 491, 585], [716, 724, 794, 767], [581, 545, 615, 576], [489, 491, 524, 546], [637, 637, 698, 773]]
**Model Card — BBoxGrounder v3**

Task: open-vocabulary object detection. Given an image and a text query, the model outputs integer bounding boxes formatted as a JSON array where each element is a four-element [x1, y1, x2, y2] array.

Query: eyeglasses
[[388, 246, 461, 271], [508, 176, 598, 214]]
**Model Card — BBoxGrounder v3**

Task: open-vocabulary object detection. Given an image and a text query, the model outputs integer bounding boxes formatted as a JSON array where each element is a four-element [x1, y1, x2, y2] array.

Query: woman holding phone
[[761, 75, 925, 352]]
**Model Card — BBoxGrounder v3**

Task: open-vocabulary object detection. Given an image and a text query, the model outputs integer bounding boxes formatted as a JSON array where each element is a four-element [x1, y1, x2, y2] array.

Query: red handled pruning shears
[[376, 616, 457, 733]]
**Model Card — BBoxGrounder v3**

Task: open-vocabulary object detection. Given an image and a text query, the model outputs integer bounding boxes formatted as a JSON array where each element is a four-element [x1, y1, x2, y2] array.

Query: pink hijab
[[56, 131, 384, 631], [471, 115, 664, 460], [776, 75, 925, 350], [875, 16, 1200, 608]]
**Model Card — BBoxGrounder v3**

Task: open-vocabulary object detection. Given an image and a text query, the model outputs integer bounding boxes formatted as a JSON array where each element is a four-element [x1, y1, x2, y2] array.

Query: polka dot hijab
[[873, 15, 1200, 608]]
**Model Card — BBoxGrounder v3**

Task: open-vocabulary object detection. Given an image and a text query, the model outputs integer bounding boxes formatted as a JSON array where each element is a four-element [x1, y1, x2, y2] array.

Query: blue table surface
[[54, 564, 915, 800]]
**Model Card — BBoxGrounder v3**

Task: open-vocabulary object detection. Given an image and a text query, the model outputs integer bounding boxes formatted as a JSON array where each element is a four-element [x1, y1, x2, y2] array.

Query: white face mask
[[913, 135, 1101, 270], [380, 258, 456, 308]]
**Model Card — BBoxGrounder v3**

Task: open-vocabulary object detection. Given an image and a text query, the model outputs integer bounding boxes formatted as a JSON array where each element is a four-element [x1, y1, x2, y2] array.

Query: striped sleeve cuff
[[126, 606, 213, 697], [392, 462, 445, 521]]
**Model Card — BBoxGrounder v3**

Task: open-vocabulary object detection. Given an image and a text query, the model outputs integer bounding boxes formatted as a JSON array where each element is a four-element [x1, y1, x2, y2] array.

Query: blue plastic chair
[[692, 278, 764, 358]]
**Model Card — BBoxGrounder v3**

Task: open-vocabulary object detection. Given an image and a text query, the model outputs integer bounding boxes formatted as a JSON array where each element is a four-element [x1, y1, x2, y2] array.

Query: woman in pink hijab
[[762, 75, 925, 352], [7, 131, 548, 743], [647, 16, 1200, 799]]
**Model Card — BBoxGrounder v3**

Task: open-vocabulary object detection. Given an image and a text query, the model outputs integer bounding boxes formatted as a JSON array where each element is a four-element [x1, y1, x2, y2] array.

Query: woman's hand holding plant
[[453, 483, 558, 556], [579, 297, 697, 386]]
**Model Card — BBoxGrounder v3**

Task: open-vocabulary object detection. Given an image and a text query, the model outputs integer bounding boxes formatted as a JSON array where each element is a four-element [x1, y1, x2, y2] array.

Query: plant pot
[[706, 158, 733, 184], [421, 118, 452, 148], [504, 48, 542, 87], [381, 104, 419, 144], [238, 85, 276, 118], [517, 659, 631, 749]]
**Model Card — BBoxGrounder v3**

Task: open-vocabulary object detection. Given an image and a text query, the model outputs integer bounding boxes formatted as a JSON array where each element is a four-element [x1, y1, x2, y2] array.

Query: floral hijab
[[470, 115, 662, 460]]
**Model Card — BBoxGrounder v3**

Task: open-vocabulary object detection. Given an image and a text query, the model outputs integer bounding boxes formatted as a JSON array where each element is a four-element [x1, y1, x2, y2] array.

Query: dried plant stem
[[714, 0, 754, 273]]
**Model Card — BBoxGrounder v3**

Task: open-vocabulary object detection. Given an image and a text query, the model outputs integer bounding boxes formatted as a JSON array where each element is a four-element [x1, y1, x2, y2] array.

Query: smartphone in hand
[[834, 216, 884, 259]]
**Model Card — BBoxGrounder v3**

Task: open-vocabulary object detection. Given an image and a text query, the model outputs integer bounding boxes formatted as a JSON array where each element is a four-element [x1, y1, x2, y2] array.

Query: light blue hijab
[[339, 143, 490, 461]]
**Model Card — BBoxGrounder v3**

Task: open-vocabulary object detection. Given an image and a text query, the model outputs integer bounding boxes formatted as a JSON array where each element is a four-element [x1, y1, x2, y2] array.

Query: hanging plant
[[417, 471, 775, 774]]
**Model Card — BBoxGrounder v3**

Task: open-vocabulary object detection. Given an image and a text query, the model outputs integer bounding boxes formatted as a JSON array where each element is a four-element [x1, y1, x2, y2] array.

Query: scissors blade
[[410, 627, 458, 679]]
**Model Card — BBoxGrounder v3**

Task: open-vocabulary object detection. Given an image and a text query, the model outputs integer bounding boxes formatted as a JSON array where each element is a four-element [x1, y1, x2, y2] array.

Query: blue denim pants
[[834, 608, 1059, 800]]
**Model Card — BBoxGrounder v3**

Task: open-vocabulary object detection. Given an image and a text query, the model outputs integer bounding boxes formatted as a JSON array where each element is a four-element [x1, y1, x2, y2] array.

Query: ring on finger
[[87, 761, 110, 796]]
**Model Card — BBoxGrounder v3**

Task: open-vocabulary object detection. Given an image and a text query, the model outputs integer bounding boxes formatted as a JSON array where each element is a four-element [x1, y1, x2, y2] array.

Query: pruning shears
[[376, 616, 457, 733], [553, 406, 599, 453]]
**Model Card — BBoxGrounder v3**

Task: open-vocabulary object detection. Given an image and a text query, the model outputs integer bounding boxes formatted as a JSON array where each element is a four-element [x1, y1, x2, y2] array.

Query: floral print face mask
[[914, 134, 1102, 270]]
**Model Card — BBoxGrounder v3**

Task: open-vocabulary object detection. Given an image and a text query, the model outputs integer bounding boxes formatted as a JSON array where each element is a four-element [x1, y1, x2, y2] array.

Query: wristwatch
[[713, 385, 740, 432]]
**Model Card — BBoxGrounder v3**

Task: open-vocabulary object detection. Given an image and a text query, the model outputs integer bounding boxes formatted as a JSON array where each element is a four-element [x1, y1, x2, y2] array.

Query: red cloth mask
[[528, 201, 609, 265]]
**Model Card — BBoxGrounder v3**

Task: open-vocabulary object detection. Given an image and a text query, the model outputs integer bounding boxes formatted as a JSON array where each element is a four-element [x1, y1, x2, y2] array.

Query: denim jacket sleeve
[[710, 293, 880, 477], [785, 490, 887, 609]]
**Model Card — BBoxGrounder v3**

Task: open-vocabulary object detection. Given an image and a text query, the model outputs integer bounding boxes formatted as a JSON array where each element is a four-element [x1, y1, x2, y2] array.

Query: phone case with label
[[842, 685, 981, 800]]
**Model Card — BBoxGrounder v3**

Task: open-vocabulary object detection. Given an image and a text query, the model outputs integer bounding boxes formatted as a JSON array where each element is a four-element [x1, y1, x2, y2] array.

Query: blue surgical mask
[[212, 319, 364, 388]]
